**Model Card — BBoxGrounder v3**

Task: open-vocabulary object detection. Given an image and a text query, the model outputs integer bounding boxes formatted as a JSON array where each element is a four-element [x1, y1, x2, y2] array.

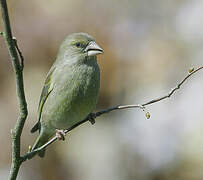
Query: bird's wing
[[31, 67, 55, 133]]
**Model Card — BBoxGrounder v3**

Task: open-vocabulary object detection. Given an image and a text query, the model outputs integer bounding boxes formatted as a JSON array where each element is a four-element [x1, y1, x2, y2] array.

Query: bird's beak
[[85, 41, 103, 56]]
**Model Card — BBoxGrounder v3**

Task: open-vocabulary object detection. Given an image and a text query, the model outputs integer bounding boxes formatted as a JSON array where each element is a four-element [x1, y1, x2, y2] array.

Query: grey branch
[[22, 66, 203, 161], [0, 0, 28, 180], [13, 37, 25, 70]]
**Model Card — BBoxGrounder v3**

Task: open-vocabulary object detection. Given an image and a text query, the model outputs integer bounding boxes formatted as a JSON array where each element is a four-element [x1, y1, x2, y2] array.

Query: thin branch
[[142, 66, 203, 106], [22, 66, 203, 161], [0, 0, 28, 180], [13, 37, 25, 70]]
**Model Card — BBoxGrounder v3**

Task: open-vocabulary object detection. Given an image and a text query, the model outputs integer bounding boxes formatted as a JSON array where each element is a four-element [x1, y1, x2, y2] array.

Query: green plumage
[[31, 33, 103, 157]]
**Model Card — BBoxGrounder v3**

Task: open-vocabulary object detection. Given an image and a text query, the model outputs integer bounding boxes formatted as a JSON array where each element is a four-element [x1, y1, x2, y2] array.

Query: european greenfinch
[[31, 32, 103, 157]]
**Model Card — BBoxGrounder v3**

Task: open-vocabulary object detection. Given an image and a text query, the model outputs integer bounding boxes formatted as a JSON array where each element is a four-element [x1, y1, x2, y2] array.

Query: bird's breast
[[42, 62, 100, 130]]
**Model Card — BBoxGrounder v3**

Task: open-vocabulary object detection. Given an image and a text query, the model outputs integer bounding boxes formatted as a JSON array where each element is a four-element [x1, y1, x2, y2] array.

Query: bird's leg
[[87, 113, 96, 125], [56, 129, 66, 141]]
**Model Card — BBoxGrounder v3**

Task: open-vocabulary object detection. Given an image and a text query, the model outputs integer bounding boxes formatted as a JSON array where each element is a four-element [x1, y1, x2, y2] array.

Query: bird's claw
[[56, 129, 66, 141], [88, 113, 96, 125]]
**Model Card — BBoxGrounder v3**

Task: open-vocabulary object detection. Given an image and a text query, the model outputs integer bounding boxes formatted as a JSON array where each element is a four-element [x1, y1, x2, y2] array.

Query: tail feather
[[31, 122, 40, 133], [31, 132, 48, 158], [38, 148, 46, 157]]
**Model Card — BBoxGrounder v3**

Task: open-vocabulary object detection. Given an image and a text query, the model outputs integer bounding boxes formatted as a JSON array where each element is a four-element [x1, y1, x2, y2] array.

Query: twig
[[13, 37, 25, 70], [0, 0, 28, 180], [22, 66, 203, 161], [142, 66, 203, 106]]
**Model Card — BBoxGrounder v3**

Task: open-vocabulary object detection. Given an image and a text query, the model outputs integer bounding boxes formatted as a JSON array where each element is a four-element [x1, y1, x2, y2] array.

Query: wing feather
[[30, 67, 55, 133]]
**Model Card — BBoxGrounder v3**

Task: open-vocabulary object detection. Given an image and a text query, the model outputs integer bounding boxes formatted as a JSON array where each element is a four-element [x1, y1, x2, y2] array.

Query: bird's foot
[[56, 129, 66, 141], [88, 113, 96, 125]]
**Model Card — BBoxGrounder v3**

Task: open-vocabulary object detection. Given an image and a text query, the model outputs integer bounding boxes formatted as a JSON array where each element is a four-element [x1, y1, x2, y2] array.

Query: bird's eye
[[75, 42, 81, 47]]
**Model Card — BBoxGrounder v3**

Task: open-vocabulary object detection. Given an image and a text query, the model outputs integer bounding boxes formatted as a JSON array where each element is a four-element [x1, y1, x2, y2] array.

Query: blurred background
[[0, 0, 203, 179]]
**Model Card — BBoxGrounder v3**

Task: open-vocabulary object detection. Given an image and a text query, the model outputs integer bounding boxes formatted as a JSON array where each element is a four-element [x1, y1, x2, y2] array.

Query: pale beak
[[85, 41, 103, 56]]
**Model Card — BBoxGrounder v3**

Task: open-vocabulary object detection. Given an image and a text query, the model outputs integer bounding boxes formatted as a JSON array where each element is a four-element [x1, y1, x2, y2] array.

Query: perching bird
[[31, 33, 103, 157]]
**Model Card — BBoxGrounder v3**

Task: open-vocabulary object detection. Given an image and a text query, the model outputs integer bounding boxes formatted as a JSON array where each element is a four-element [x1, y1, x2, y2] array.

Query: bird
[[30, 32, 103, 157]]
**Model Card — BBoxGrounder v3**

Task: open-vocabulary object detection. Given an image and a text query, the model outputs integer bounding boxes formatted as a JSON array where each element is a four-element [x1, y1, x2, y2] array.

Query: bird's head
[[58, 33, 103, 63]]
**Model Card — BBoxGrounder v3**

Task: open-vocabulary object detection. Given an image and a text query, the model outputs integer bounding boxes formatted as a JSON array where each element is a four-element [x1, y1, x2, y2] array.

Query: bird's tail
[[31, 132, 48, 158]]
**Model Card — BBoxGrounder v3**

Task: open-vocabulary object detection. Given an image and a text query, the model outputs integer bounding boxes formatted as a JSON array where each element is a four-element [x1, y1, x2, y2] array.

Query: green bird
[[31, 32, 103, 157]]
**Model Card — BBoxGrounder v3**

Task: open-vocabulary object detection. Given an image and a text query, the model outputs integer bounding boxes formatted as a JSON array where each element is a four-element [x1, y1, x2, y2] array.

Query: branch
[[0, 0, 28, 180], [13, 37, 25, 70], [22, 66, 203, 161]]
